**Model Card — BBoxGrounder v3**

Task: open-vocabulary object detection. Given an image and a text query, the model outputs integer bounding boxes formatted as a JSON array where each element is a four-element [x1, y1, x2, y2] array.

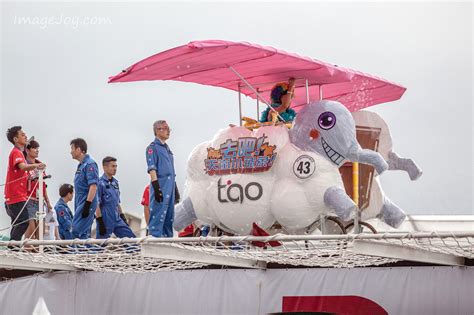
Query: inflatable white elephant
[[175, 100, 396, 235]]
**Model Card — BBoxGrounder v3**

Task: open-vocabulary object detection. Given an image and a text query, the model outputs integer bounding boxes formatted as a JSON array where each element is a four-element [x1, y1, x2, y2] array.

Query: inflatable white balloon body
[[176, 101, 394, 235]]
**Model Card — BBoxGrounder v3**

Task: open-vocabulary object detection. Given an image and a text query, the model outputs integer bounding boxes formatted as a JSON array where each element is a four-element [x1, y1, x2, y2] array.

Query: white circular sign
[[293, 155, 316, 179]]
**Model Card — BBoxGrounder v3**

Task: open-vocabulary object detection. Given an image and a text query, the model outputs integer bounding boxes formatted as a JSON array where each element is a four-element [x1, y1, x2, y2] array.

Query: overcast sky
[[0, 1, 472, 231]]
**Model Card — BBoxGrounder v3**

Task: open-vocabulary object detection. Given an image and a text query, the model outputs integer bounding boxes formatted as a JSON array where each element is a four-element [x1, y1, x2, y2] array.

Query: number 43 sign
[[293, 155, 316, 179]]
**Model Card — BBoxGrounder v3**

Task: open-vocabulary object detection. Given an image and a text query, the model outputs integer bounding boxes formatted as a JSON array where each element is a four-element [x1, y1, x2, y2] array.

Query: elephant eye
[[318, 112, 336, 130]]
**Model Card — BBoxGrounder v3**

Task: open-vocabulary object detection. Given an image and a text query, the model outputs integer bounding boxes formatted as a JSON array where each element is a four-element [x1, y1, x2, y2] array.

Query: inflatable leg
[[324, 186, 357, 221], [387, 151, 423, 181], [173, 197, 197, 232], [377, 196, 407, 228]]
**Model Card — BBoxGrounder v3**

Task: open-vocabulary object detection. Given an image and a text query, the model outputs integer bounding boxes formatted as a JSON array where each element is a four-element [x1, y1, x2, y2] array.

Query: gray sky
[[1, 1, 472, 231]]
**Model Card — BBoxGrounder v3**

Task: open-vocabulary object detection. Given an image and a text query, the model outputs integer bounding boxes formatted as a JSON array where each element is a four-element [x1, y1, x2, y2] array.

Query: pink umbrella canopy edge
[[108, 39, 406, 111]]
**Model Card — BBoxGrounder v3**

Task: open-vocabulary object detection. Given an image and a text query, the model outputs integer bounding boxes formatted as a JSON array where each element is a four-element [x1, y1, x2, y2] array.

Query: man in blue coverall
[[70, 138, 99, 239], [55, 183, 74, 240], [95, 156, 135, 239], [146, 120, 180, 237]]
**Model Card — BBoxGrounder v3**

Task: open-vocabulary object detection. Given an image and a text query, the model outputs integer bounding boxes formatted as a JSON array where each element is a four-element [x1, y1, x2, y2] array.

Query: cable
[[0, 175, 29, 187], [0, 181, 38, 232]]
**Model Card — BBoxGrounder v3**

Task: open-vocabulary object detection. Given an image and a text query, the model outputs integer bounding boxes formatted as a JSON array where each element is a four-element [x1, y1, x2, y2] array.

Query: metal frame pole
[[319, 214, 327, 235], [305, 79, 309, 104], [352, 162, 360, 234], [256, 88, 260, 120], [238, 84, 242, 126], [38, 171, 44, 252], [229, 66, 286, 122], [2, 231, 474, 247]]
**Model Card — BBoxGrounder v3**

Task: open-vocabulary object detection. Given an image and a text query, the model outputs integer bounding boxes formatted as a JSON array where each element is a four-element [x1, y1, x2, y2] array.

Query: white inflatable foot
[[388, 151, 423, 181], [324, 186, 356, 221], [173, 197, 197, 231], [377, 198, 406, 228]]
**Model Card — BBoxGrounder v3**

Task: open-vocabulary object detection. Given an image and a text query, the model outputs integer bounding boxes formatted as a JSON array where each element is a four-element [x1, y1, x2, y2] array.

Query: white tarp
[[0, 267, 473, 315]]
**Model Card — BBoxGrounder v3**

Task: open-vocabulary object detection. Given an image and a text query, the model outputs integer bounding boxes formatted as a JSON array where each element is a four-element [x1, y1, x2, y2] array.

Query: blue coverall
[[72, 154, 99, 239], [54, 198, 74, 240], [96, 174, 135, 239], [146, 139, 176, 237]]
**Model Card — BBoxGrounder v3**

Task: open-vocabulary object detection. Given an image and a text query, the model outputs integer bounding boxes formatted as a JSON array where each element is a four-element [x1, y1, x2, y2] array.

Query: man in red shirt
[[4, 126, 45, 241], [24, 139, 52, 239], [140, 185, 150, 230]]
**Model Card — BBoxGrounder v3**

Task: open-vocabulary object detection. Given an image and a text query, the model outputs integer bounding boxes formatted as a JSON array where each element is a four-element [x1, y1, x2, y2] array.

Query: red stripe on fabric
[[282, 296, 388, 315]]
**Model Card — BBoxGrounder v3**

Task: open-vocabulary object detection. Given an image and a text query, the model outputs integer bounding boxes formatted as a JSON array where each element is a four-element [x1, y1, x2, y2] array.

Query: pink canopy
[[109, 40, 406, 112]]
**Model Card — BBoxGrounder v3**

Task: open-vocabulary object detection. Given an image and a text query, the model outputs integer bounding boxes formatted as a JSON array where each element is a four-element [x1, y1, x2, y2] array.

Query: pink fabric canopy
[[109, 40, 406, 111]]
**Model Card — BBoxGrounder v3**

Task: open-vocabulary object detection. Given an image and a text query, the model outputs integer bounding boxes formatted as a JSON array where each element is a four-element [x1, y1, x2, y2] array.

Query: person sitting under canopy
[[259, 77, 297, 123]]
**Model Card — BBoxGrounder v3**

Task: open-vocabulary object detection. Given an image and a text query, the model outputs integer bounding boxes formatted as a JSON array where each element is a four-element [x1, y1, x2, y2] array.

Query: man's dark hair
[[6, 126, 22, 145], [102, 156, 117, 166], [59, 184, 74, 197], [70, 138, 87, 153]]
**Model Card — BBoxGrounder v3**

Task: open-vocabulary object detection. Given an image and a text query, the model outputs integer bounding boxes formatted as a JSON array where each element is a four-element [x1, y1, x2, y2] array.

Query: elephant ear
[[352, 110, 392, 161]]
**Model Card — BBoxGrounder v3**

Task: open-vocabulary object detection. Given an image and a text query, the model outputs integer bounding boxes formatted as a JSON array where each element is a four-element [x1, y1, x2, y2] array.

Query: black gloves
[[150, 181, 179, 204], [82, 200, 92, 218], [120, 213, 128, 225], [175, 183, 180, 205], [151, 180, 163, 203], [96, 216, 106, 236]]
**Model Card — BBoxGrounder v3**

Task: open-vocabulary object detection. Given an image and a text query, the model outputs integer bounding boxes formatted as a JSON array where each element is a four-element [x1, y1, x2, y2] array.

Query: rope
[[0, 181, 38, 232], [23, 205, 50, 240], [0, 174, 29, 187], [0, 232, 472, 273]]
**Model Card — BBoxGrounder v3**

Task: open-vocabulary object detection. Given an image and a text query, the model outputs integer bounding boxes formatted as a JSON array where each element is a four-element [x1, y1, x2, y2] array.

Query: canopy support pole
[[256, 88, 260, 120], [228, 66, 286, 122], [305, 79, 310, 104], [238, 84, 242, 126]]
